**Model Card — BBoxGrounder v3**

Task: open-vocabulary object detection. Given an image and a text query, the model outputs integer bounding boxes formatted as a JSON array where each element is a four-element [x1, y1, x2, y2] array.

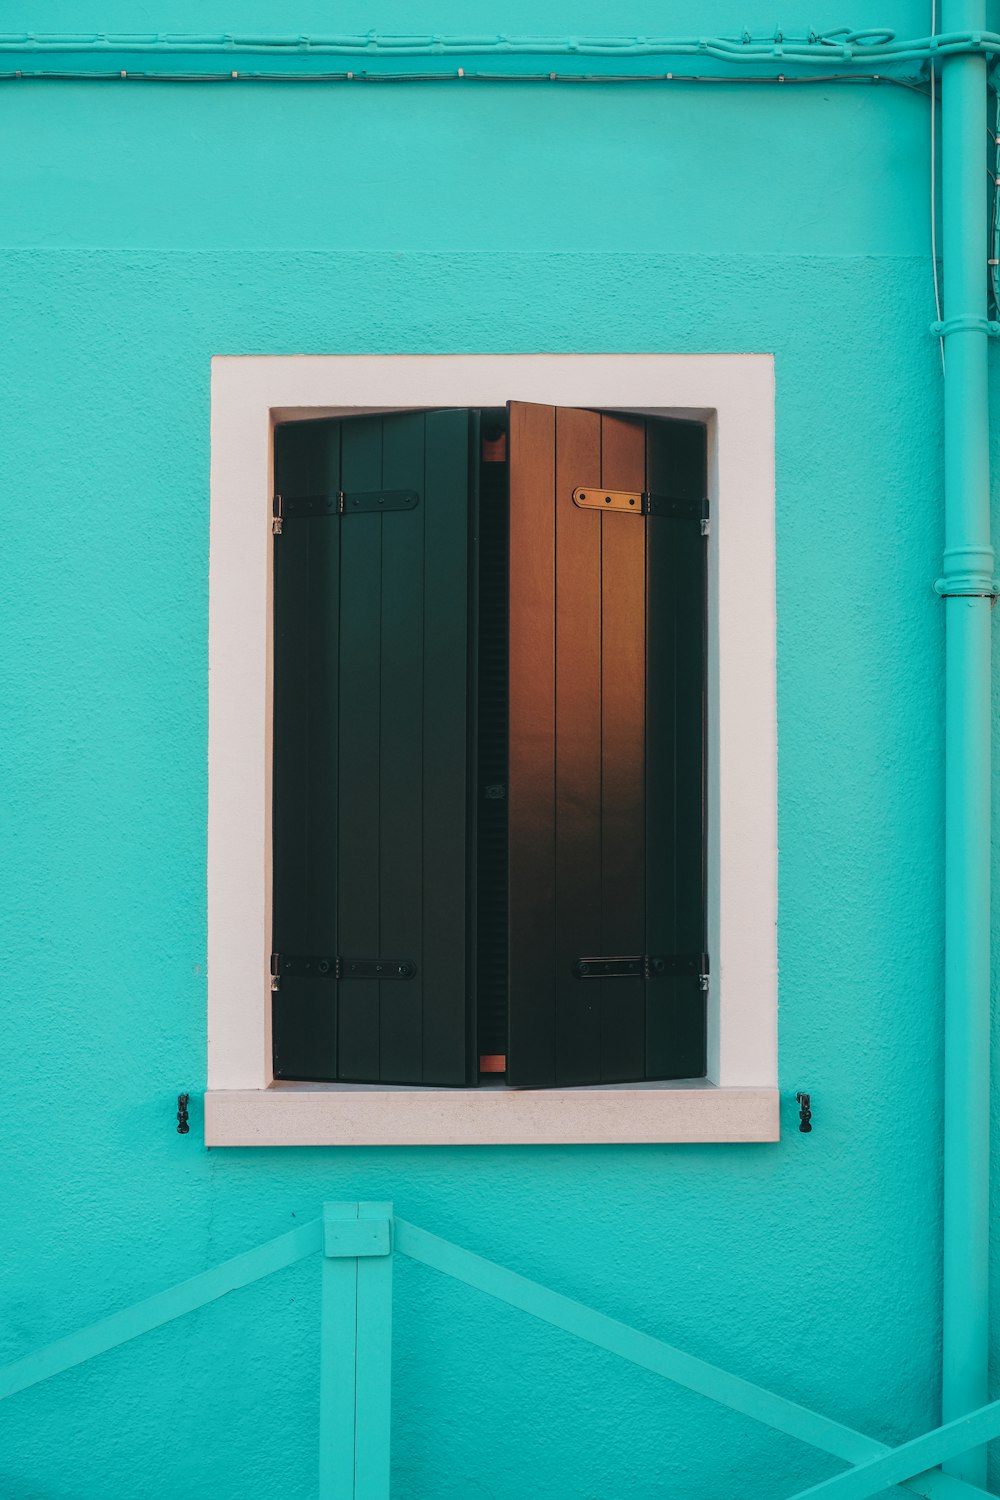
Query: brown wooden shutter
[[506, 403, 707, 1087]]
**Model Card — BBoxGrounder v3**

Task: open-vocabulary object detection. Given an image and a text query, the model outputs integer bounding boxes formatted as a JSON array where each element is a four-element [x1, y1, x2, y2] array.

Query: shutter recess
[[272, 402, 706, 1091], [271, 410, 474, 1086], [506, 403, 708, 1088]]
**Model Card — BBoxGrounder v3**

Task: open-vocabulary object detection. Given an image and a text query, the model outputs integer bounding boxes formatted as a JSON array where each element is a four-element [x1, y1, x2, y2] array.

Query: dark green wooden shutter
[[505, 403, 707, 1088], [271, 410, 474, 1086]]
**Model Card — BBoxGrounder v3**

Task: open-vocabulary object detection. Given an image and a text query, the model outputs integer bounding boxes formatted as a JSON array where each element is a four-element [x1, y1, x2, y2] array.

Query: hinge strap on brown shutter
[[571, 487, 708, 520]]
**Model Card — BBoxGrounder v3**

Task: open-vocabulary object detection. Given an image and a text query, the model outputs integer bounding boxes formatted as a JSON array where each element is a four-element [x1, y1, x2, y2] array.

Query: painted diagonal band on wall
[[0, 1219, 322, 1403], [0, 1210, 993, 1500], [393, 1220, 993, 1500], [787, 1401, 1000, 1500]]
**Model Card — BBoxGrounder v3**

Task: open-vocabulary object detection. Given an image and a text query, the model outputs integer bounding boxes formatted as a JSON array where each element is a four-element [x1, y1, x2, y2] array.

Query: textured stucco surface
[[2, 2, 999, 1495]]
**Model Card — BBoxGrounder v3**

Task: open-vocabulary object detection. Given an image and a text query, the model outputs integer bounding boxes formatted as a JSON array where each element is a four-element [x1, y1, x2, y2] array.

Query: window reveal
[[270, 403, 707, 1089]]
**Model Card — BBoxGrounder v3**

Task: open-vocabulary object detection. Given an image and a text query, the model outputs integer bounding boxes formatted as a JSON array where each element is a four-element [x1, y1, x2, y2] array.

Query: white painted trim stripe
[[208, 354, 778, 1143], [205, 1086, 781, 1147]]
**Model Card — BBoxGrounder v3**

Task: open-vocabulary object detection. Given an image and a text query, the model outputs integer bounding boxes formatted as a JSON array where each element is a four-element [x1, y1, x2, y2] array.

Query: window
[[206, 355, 778, 1145], [270, 404, 708, 1090]]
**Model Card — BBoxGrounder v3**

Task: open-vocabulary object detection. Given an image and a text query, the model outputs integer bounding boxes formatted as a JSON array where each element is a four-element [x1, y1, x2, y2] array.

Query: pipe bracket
[[930, 317, 1000, 337]]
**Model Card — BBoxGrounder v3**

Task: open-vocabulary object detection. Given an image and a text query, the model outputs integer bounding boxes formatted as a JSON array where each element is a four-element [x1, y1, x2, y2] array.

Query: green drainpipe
[[938, 0, 993, 1485]]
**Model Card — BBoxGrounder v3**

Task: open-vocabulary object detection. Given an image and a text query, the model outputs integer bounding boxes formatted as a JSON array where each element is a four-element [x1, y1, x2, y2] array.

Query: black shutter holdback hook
[[176, 1093, 190, 1135]]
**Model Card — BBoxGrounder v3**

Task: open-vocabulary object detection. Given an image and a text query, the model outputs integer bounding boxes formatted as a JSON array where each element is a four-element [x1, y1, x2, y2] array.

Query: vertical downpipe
[[939, 3, 992, 1484]]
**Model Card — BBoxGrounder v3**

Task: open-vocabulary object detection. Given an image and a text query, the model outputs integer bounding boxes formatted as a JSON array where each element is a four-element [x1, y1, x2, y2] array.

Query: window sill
[[203, 1082, 780, 1147]]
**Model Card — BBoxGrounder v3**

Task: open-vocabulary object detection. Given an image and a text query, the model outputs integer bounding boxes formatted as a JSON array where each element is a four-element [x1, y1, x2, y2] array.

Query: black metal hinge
[[645, 494, 710, 529], [270, 953, 416, 990], [573, 954, 709, 985], [572, 487, 709, 528], [272, 490, 420, 533]]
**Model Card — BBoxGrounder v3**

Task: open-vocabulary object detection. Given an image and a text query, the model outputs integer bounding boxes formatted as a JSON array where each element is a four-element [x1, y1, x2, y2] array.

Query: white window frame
[[206, 354, 778, 1146]]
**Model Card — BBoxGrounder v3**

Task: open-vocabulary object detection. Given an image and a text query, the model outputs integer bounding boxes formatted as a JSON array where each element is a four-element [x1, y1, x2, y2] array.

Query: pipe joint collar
[[935, 546, 998, 597], [930, 317, 1000, 338], [934, 576, 999, 597]]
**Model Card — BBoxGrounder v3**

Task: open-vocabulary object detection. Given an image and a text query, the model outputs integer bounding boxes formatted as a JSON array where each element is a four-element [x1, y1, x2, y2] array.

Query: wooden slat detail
[[554, 406, 603, 1085], [507, 402, 557, 1086], [378, 414, 425, 1082], [598, 414, 647, 1082], [393, 1220, 974, 1488], [422, 410, 472, 1084], [272, 421, 340, 1080], [645, 419, 708, 1079], [474, 425, 510, 1066], [338, 417, 384, 1082], [272, 420, 316, 956]]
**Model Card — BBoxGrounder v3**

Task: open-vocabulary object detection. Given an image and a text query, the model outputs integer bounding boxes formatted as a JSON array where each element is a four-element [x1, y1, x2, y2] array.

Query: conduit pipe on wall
[[939, 0, 993, 1486], [0, 28, 997, 62], [0, 29, 997, 80]]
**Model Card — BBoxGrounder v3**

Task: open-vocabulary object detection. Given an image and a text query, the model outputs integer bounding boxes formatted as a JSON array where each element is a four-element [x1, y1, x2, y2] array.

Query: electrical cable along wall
[[0, 26, 999, 82]]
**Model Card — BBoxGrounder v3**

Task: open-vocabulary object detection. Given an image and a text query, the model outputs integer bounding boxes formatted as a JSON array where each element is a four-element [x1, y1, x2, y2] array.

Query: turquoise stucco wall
[[2, 3, 999, 1496]]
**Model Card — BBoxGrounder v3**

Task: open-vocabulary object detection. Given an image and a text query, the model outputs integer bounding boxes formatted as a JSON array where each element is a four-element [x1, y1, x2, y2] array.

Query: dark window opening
[[270, 404, 708, 1089]]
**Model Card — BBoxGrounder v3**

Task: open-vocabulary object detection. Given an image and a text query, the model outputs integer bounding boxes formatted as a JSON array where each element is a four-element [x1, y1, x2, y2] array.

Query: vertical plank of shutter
[[554, 407, 603, 1085], [337, 417, 384, 1081], [271, 422, 314, 1076], [475, 421, 510, 1070], [674, 424, 709, 965], [645, 418, 708, 1079], [599, 414, 647, 1082], [507, 402, 557, 1087], [377, 413, 426, 1082], [422, 409, 472, 1085], [673, 495, 709, 1078], [271, 420, 339, 1080], [644, 418, 677, 1077]]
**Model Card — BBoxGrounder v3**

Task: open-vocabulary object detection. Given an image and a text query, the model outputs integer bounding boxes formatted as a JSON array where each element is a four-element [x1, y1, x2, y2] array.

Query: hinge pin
[[272, 495, 283, 536]]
